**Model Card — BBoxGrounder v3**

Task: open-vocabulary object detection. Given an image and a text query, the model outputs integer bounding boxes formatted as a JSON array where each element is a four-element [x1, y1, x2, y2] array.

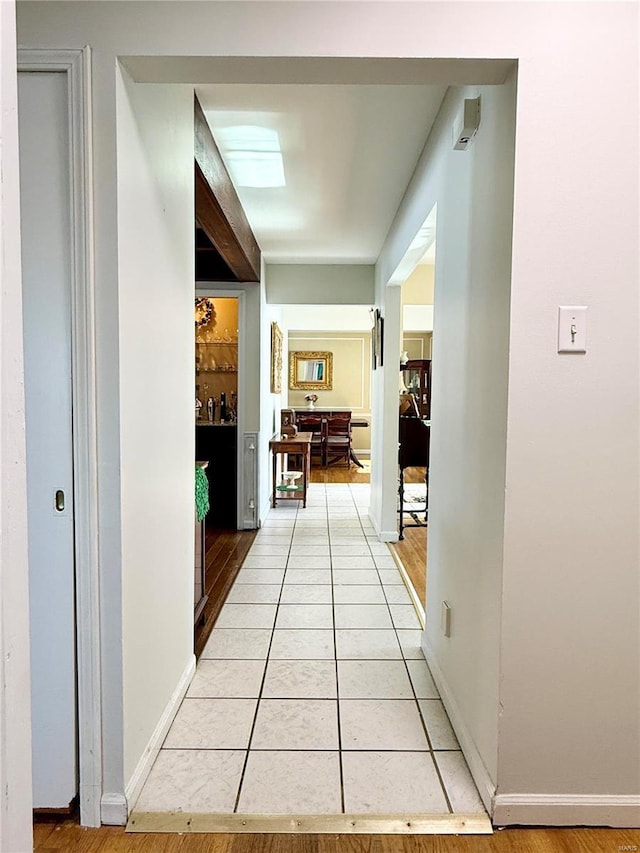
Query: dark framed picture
[[372, 308, 384, 370]]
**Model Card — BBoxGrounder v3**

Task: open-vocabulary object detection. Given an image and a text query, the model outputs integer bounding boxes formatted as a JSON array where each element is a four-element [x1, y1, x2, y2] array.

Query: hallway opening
[[128, 481, 489, 833]]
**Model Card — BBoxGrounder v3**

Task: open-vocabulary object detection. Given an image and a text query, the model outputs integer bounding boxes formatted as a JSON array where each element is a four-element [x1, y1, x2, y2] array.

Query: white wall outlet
[[558, 305, 588, 353], [441, 601, 452, 637]]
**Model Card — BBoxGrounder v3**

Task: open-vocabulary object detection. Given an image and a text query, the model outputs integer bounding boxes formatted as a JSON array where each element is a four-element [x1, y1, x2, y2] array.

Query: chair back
[[326, 415, 351, 436], [296, 415, 325, 436]]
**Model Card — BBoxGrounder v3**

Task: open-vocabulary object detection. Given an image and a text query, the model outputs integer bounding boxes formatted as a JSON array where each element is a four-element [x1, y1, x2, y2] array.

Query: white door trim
[[17, 47, 102, 827]]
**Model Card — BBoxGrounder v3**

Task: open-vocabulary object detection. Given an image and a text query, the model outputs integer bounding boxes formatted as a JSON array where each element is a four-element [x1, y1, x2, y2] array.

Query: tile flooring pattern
[[135, 484, 485, 817]]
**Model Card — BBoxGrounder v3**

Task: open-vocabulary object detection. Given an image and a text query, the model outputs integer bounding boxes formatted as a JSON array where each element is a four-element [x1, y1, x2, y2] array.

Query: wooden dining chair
[[324, 415, 352, 467], [295, 414, 325, 468]]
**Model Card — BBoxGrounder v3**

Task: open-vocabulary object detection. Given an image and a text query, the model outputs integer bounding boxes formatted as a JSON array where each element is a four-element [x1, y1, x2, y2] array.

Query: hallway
[[130, 483, 486, 829]]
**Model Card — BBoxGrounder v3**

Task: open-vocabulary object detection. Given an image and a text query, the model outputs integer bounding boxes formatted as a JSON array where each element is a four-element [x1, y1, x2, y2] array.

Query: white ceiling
[[196, 83, 447, 264]]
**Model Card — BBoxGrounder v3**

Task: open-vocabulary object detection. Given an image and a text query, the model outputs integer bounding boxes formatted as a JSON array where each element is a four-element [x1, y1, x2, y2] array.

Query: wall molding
[[124, 654, 196, 818], [492, 794, 640, 828], [289, 333, 369, 411], [242, 432, 258, 529], [423, 638, 496, 815]]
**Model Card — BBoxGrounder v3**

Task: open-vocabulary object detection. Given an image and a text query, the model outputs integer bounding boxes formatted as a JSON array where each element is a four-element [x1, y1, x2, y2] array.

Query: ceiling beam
[[194, 96, 261, 283]]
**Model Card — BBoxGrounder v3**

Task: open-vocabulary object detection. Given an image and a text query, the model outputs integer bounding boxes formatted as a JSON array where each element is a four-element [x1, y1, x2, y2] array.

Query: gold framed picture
[[271, 322, 283, 394], [289, 350, 333, 391]]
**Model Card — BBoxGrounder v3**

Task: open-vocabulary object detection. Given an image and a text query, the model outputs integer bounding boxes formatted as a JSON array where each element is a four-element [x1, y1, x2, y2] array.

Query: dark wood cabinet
[[196, 424, 237, 529], [401, 359, 432, 420]]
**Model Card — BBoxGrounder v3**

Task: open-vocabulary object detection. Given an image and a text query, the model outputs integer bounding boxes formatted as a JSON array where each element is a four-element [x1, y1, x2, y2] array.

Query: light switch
[[558, 306, 588, 353], [441, 601, 451, 638]]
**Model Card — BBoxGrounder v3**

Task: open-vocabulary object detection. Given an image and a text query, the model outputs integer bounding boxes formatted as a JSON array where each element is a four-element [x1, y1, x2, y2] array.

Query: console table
[[269, 431, 312, 508], [281, 409, 368, 468]]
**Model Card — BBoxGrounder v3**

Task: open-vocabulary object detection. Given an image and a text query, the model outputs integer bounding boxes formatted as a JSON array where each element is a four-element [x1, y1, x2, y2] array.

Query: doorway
[[195, 295, 240, 529], [17, 48, 101, 826], [18, 66, 78, 814], [391, 208, 437, 608]]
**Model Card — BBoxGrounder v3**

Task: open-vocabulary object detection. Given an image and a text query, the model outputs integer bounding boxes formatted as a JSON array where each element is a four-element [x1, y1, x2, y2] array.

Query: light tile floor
[[134, 483, 486, 817]]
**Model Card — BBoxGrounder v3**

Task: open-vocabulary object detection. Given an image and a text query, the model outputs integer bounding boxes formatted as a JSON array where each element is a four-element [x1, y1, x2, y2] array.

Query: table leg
[[303, 447, 309, 508], [349, 447, 364, 468], [272, 449, 277, 508]]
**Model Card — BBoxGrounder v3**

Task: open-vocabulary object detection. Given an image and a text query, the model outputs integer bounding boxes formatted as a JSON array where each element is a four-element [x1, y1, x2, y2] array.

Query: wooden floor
[[309, 464, 371, 484], [391, 525, 427, 607], [33, 820, 640, 852], [194, 524, 257, 658]]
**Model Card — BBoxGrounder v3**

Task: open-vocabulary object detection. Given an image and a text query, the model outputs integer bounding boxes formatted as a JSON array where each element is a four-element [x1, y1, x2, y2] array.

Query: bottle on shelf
[[206, 396, 215, 423], [220, 392, 227, 423]]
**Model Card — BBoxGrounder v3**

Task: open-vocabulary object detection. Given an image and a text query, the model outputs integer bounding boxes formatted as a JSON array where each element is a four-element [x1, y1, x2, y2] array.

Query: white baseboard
[[366, 511, 398, 542], [260, 495, 272, 524], [493, 794, 640, 828], [124, 654, 196, 815], [378, 529, 399, 542], [422, 638, 496, 815], [100, 792, 128, 826]]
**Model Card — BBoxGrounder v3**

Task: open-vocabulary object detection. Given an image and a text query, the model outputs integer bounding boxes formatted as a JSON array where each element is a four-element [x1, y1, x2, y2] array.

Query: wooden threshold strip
[[127, 811, 492, 835]]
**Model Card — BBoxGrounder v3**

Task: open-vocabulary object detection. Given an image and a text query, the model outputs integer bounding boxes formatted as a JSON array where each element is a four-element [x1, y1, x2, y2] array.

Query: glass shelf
[[196, 341, 237, 346]]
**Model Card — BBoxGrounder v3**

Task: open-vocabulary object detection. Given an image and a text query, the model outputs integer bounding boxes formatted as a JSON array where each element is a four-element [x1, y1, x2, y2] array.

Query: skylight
[[216, 125, 285, 189]]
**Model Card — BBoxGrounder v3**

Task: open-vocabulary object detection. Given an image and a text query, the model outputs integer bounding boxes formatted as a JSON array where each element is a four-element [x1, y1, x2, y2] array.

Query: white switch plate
[[558, 305, 588, 353], [441, 601, 451, 638]]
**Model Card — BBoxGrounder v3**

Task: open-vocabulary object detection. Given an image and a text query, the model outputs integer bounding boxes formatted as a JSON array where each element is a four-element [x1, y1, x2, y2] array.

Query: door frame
[[17, 47, 102, 827], [195, 286, 246, 529]]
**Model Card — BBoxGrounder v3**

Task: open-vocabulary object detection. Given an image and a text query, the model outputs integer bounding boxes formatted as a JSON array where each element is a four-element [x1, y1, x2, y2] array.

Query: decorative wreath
[[195, 297, 215, 328]]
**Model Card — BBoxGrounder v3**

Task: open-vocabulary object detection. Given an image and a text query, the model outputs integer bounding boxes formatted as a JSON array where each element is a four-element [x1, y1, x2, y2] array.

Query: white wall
[[14, 0, 640, 829], [496, 30, 640, 819], [259, 257, 283, 521], [381, 81, 517, 789], [116, 69, 195, 788], [403, 305, 433, 332], [371, 4, 639, 824], [0, 2, 33, 849]]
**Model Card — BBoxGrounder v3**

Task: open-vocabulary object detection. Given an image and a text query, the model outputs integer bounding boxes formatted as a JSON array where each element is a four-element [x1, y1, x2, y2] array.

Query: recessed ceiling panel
[[196, 83, 447, 263]]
